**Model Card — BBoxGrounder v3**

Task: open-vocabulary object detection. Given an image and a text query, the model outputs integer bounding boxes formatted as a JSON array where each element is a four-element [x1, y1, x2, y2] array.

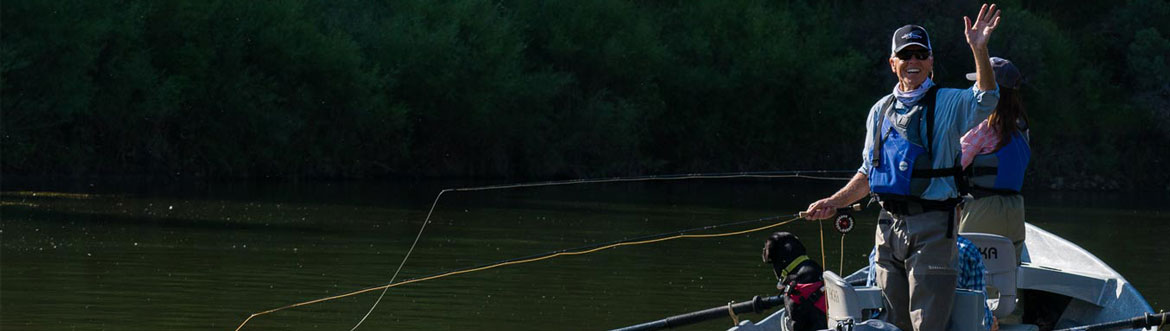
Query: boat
[[616, 223, 1165, 331]]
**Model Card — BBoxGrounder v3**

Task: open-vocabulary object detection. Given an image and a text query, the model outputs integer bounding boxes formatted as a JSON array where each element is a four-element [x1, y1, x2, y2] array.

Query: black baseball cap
[[891, 25, 932, 54], [966, 57, 1023, 89]]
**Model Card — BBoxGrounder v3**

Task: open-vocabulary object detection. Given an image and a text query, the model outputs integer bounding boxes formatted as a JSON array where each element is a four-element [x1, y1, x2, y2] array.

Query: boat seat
[[826, 270, 996, 331], [823, 270, 884, 326], [961, 232, 1018, 318]]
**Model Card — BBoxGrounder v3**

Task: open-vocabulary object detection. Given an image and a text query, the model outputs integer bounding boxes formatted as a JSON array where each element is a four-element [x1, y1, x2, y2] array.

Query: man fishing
[[804, 4, 1002, 330]]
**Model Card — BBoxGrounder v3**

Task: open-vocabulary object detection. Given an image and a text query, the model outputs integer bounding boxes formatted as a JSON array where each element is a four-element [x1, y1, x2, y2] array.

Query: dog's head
[[762, 231, 812, 282]]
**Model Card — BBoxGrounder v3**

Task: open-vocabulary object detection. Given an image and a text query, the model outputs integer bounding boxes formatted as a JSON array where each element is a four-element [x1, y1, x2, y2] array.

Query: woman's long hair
[[988, 87, 1030, 149]]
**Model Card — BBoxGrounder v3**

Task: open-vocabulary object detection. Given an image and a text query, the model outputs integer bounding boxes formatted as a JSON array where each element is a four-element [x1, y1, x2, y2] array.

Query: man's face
[[889, 46, 933, 91]]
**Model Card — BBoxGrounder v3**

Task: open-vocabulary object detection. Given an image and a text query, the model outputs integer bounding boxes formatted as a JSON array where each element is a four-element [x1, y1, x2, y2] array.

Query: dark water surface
[[2, 179, 1167, 330]]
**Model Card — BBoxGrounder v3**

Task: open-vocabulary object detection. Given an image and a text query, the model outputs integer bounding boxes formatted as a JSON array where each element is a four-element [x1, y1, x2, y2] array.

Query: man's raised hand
[[964, 3, 1001, 50]]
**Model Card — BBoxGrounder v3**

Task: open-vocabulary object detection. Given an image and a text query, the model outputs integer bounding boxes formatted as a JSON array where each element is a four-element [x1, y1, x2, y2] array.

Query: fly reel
[[834, 213, 855, 234]]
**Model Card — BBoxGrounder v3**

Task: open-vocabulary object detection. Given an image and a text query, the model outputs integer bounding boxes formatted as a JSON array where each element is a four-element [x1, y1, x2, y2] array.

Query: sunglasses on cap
[[895, 49, 931, 61]]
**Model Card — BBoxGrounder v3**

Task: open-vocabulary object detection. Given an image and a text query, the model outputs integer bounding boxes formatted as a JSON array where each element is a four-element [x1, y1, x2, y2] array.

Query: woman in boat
[[958, 57, 1030, 263]]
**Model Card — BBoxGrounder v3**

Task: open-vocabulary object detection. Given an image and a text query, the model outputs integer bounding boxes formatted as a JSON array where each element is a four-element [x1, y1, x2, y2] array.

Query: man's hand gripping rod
[[797, 204, 862, 219]]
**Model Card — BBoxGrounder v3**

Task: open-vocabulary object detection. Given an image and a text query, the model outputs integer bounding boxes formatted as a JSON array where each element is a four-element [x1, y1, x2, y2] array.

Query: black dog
[[763, 231, 827, 331]]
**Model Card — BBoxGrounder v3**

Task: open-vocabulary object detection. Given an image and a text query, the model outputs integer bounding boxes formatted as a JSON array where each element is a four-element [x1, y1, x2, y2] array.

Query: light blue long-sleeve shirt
[[858, 84, 1000, 200]]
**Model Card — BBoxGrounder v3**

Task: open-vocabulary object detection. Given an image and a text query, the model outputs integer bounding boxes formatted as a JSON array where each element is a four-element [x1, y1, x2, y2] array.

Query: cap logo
[[901, 31, 923, 40]]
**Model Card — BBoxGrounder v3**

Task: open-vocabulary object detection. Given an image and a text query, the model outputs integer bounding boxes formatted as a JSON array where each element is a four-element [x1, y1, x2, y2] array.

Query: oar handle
[[798, 203, 862, 219]]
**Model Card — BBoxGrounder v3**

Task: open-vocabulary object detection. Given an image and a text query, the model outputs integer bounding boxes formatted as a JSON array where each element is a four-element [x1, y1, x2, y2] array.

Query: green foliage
[[1, 0, 1167, 189], [1128, 29, 1170, 91]]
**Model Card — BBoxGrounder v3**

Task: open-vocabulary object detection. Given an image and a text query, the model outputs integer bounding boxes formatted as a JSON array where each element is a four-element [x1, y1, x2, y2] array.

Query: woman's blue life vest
[[867, 86, 963, 202], [966, 123, 1031, 196]]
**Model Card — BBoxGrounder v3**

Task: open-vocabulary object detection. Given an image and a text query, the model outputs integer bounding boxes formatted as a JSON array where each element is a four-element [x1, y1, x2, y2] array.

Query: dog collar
[[781, 255, 809, 279]]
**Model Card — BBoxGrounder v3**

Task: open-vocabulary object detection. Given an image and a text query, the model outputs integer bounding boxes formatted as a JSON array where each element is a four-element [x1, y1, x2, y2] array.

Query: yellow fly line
[[234, 215, 804, 331], [236, 170, 854, 330], [345, 171, 854, 330]]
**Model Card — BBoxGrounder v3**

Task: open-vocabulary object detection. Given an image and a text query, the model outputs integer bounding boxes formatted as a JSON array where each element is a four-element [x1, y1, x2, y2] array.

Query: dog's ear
[[763, 232, 780, 263], [765, 232, 803, 264]]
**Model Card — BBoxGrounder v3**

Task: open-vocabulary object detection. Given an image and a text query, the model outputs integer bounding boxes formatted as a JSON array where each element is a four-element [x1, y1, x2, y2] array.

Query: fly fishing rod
[[340, 169, 856, 330], [236, 169, 857, 331], [237, 212, 804, 331], [235, 202, 863, 331], [443, 169, 857, 192]]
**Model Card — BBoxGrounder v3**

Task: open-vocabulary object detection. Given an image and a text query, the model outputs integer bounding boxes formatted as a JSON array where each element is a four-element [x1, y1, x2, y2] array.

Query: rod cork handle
[[798, 203, 862, 219]]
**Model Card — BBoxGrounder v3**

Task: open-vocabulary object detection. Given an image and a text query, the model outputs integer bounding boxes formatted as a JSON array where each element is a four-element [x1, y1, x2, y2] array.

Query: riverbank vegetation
[[3, 0, 1167, 190]]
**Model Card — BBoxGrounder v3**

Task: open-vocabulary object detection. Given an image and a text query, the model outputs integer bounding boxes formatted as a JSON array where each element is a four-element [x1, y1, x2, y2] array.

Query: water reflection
[[1, 180, 1166, 330]]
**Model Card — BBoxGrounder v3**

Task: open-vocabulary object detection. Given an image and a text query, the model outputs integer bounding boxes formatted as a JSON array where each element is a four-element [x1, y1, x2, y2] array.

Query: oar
[[1053, 311, 1168, 331], [610, 295, 783, 331]]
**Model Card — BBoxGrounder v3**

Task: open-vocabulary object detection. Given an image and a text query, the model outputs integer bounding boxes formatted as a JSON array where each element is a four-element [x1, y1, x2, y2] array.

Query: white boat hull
[[730, 223, 1159, 331]]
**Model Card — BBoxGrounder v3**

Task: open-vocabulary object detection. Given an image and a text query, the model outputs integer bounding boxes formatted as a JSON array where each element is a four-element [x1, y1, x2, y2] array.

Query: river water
[[2, 179, 1167, 330]]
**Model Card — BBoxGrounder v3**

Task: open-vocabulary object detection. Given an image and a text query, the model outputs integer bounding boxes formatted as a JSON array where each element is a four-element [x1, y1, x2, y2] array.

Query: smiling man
[[804, 4, 1003, 331]]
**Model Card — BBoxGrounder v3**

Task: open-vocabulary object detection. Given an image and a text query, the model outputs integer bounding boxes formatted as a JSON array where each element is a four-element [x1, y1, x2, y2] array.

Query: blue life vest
[[868, 86, 963, 202], [967, 127, 1030, 196]]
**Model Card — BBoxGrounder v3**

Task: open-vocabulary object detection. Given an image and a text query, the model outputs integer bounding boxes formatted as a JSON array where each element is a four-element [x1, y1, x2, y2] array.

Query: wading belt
[[878, 198, 962, 238]]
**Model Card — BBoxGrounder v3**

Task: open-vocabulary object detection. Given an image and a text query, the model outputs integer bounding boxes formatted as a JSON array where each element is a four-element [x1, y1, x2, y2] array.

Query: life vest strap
[[969, 166, 1000, 177], [912, 166, 963, 178], [872, 85, 940, 167]]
